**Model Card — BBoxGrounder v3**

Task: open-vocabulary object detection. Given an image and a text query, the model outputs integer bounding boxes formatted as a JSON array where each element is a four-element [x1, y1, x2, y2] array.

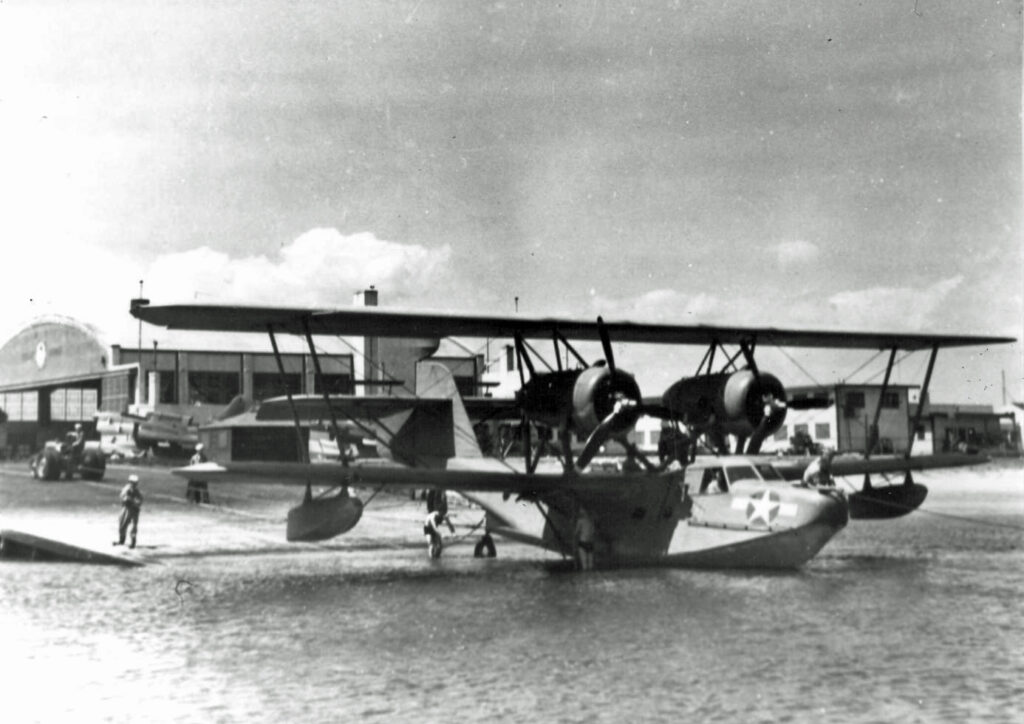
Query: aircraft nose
[[813, 487, 849, 529]]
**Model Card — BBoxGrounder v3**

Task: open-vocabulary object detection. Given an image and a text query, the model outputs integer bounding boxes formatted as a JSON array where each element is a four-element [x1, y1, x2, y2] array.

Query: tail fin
[[413, 361, 482, 460]]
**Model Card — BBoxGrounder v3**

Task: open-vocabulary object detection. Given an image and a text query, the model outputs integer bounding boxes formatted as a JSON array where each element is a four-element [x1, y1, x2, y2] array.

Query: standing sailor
[[574, 507, 596, 571], [187, 443, 211, 504], [115, 474, 144, 549]]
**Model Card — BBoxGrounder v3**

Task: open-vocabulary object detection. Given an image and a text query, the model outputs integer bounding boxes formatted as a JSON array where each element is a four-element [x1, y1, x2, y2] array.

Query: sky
[[1, 0, 1021, 405]]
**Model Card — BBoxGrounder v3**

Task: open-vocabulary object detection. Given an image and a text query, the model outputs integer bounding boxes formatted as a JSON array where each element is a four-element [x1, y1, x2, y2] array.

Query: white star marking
[[746, 490, 780, 527]]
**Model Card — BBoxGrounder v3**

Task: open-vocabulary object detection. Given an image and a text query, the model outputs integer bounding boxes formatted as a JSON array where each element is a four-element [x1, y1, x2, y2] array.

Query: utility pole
[[137, 280, 144, 358]]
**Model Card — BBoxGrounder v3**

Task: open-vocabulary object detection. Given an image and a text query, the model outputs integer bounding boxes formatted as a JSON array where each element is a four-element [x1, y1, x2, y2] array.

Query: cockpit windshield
[[755, 464, 784, 481], [725, 466, 760, 484]]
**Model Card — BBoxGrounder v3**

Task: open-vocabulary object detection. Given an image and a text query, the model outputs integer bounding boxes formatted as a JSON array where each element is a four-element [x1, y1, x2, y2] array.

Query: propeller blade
[[597, 316, 616, 373], [618, 437, 658, 472], [576, 398, 637, 470], [746, 394, 787, 454]]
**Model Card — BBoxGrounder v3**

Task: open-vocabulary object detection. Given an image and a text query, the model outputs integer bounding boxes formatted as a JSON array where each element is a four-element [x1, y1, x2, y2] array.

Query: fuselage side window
[[699, 467, 728, 494]]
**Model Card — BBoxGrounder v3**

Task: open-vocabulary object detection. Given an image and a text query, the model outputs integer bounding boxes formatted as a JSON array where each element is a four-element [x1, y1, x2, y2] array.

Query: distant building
[[0, 289, 491, 458], [910, 402, 1021, 456]]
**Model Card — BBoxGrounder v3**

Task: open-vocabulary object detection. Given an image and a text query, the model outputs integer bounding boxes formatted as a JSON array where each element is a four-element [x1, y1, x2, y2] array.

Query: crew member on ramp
[[802, 448, 837, 487], [424, 509, 452, 559], [187, 443, 211, 504], [115, 474, 144, 549]]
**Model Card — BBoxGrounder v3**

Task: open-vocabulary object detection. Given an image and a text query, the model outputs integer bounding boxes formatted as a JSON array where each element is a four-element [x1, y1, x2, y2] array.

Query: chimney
[[353, 287, 380, 395]]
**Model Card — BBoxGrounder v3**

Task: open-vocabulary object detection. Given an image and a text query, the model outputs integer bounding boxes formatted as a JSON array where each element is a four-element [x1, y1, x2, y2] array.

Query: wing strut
[[866, 347, 898, 459], [553, 330, 588, 368], [739, 339, 759, 376], [267, 325, 310, 469], [905, 343, 939, 461], [302, 318, 351, 464]]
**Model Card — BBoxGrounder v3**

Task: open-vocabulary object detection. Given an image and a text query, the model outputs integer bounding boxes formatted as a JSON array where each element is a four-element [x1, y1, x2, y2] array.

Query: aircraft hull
[[466, 484, 849, 570]]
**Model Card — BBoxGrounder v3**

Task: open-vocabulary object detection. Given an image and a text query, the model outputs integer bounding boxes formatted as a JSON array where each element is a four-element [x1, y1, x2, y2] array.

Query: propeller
[[575, 397, 638, 470], [745, 390, 788, 454]]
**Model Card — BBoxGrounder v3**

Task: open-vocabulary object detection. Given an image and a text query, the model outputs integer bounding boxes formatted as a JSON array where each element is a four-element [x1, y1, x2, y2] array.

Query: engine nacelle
[[517, 365, 642, 436], [661, 369, 787, 438]]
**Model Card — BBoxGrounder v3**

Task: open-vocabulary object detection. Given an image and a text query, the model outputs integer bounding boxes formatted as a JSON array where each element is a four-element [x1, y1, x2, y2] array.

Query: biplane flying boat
[[131, 301, 1013, 570]]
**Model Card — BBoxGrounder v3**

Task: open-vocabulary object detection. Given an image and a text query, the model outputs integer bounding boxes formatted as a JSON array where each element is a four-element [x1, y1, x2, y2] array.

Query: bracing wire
[[771, 344, 823, 387]]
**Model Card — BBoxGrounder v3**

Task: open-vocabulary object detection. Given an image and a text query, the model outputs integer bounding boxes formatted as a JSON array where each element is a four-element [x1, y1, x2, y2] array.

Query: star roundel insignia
[[746, 489, 781, 527]]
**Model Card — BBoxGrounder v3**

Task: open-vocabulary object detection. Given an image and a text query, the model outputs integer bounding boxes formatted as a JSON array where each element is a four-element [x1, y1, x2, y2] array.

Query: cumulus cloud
[[823, 275, 964, 330], [589, 289, 726, 323], [774, 239, 820, 266], [0, 229, 453, 344], [143, 229, 453, 307]]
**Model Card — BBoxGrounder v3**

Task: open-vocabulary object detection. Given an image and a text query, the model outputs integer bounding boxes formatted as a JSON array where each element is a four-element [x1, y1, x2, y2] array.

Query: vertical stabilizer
[[415, 361, 482, 459]]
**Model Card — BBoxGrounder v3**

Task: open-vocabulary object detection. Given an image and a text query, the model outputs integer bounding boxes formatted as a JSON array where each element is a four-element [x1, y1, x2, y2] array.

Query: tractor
[[29, 434, 106, 481]]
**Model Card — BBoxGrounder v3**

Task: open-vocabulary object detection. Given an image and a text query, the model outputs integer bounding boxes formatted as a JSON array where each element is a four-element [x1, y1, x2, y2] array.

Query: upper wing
[[131, 303, 1014, 350]]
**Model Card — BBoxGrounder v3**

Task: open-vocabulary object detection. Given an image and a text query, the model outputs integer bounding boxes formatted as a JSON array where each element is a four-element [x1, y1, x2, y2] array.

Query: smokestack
[[353, 287, 380, 395]]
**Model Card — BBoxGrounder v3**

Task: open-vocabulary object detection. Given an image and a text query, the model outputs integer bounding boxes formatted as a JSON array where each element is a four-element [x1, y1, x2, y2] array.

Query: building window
[[188, 372, 240, 404], [845, 392, 865, 408], [254, 373, 302, 401], [101, 374, 132, 413], [50, 389, 67, 421], [21, 391, 38, 421], [815, 423, 831, 440], [158, 372, 178, 404], [794, 423, 809, 436], [1, 392, 24, 421], [882, 392, 900, 409], [82, 390, 98, 418], [454, 376, 476, 398], [314, 374, 354, 395], [773, 426, 788, 441]]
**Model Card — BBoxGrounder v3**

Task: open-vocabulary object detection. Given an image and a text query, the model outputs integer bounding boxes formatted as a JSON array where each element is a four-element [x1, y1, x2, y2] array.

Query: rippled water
[[2, 466, 1021, 723]]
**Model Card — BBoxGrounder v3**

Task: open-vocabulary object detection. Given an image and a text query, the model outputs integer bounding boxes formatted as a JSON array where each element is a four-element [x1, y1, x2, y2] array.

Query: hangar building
[[0, 289, 492, 459]]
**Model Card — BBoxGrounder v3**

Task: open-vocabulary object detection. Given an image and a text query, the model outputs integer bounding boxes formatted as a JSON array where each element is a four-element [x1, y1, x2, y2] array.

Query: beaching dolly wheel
[[474, 533, 497, 558]]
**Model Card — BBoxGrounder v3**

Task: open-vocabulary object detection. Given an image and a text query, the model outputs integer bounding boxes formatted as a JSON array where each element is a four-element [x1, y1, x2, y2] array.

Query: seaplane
[[130, 301, 1013, 570]]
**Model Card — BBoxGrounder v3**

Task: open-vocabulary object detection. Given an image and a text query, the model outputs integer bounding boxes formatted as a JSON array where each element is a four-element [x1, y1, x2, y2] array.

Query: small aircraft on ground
[[131, 301, 1013, 570]]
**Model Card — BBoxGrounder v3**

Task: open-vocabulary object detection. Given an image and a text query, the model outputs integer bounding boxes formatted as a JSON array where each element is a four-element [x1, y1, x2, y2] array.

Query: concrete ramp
[[0, 529, 144, 567]]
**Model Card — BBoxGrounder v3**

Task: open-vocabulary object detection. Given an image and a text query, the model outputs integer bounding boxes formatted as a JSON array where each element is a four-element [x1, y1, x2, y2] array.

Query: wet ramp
[[0, 529, 144, 567]]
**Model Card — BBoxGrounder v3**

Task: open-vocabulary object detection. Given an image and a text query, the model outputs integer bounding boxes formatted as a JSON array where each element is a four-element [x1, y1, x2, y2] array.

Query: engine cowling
[[571, 365, 642, 435], [661, 369, 787, 438], [517, 365, 642, 437]]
